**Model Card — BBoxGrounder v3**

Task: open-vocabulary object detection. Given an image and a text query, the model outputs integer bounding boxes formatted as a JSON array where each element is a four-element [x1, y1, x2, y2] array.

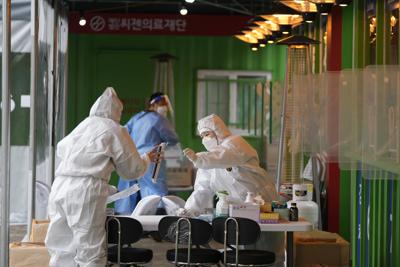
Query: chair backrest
[[107, 216, 143, 245], [158, 216, 212, 246], [212, 217, 260, 246]]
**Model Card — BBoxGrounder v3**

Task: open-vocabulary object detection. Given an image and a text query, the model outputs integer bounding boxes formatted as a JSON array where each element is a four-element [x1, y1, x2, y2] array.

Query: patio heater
[[151, 53, 177, 124], [275, 35, 319, 192]]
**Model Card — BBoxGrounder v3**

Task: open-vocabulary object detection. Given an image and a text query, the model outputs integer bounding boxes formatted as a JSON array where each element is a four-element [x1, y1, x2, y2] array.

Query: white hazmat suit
[[45, 88, 150, 267], [182, 114, 285, 267]]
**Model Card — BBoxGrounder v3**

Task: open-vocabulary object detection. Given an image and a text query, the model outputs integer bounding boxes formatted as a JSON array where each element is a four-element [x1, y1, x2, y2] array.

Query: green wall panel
[[68, 34, 287, 186], [68, 34, 286, 149]]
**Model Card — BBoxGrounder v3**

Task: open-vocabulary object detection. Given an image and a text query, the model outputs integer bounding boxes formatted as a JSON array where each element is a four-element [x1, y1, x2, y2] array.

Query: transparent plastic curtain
[[35, 0, 54, 191], [1, 0, 32, 263], [0, 0, 31, 244], [361, 66, 400, 176], [289, 67, 400, 176], [338, 69, 364, 170], [34, 0, 68, 220]]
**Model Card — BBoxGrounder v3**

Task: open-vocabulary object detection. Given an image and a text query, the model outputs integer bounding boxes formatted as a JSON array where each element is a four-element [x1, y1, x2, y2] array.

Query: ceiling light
[[251, 44, 259, 51], [302, 12, 316, 23], [243, 30, 264, 40], [251, 26, 272, 36], [281, 0, 317, 12], [185, 0, 195, 3], [180, 5, 188, 15], [79, 12, 86, 26], [336, 0, 351, 7], [261, 14, 303, 26], [235, 34, 258, 44], [260, 43, 266, 47], [255, 21, 280, 31], [280, 25, 292, 35]]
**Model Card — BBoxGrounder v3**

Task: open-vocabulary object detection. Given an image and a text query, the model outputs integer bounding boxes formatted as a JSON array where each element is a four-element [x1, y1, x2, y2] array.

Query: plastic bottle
[[244, 192, 255, 204], [289, 203, 299, 221], [215, 191, 229, 217]]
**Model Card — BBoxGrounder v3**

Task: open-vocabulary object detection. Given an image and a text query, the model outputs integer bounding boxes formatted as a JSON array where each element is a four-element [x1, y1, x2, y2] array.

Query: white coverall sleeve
[[112, 127, 149, 179], [184, 169, 214, 214], [193, 146, 250, 169]]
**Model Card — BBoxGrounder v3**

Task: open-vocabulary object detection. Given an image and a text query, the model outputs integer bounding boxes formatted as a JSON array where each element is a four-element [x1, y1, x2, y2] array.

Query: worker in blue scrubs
[[115, 92, 179, 214]]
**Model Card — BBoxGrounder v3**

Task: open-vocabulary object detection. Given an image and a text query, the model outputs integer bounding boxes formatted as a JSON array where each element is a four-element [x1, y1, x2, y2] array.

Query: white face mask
[[202, 136, 218, 151], [156, 106, 168, 117]]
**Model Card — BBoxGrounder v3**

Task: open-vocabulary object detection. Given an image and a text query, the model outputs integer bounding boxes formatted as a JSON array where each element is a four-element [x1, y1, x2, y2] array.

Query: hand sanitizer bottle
[[216, 191, 229, 217], [245, 192, 255, 204]]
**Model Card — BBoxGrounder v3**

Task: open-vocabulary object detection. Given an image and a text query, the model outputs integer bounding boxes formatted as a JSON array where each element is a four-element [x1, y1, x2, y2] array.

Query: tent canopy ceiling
[[66, 0, 298, 16]]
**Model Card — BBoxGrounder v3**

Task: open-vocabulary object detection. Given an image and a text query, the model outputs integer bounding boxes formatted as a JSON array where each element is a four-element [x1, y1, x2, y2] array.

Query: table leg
[[286, 231, 293, 267]]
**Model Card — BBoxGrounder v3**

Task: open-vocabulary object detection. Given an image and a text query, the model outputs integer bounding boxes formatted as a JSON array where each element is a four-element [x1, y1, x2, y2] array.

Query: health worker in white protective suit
[[180, 114, 285, 267], [45, 87, 161, 267]]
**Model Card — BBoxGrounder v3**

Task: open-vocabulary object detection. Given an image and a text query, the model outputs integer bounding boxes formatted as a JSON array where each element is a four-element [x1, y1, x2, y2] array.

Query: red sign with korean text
[[69, 12, 250, 36]]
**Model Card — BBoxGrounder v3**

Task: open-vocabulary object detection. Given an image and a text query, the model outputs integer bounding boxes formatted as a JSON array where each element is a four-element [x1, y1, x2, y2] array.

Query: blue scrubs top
[[115, 111, 179, 215]]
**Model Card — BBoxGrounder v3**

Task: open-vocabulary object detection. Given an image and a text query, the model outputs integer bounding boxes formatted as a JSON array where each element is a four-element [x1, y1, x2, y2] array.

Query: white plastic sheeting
[[0, 0, 31, 52], [289, 66, 400, 176], [1, 0, 69, 226]]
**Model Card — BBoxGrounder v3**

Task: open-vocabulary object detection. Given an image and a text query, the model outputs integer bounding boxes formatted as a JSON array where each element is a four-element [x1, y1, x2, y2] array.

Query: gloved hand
[[176, 208, 190, 217], [183, 148, 197, 163], [108, 185, 118, 196], [176, 208, 200, 217], [147, 145, 165, 163]]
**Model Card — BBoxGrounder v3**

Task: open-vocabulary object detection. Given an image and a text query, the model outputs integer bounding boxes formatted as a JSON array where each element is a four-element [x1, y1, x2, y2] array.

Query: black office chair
[[106, 216, 153, 266], [212, 217, 275, 267], [158, 216, 221, 266]]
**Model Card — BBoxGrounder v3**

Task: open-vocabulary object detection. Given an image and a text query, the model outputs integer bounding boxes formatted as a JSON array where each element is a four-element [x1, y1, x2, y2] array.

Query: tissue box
[[10, 242, 50, 267], [229, 204, 260, 222]]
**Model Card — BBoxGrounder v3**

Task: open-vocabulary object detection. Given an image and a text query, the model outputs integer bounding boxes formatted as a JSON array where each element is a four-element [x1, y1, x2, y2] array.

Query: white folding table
[[130, 215, 312, 267]]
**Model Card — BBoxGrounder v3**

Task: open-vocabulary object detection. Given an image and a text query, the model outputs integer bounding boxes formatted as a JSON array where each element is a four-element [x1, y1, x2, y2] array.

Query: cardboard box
[[30, 220, 50, 243], [229, 204, 260, 222], [295, 230, 350, 267], [10, 242, 50, 267], [166, 167, 193, 187]]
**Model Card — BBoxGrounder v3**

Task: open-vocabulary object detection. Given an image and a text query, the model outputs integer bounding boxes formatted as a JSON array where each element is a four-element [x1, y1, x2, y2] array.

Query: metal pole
[[275, 47, 291, 192], [1, 0, 12, 265], [27, 0, 39, 236]]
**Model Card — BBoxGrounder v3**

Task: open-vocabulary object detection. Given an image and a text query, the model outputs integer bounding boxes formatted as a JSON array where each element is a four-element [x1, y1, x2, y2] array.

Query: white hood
[[197, 114, 231, 141], [89, 87, 123, 122]]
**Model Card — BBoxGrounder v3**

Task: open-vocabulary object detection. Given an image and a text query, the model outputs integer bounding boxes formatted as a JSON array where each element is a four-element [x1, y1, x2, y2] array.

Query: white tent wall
[[1, 0, 68, 264]]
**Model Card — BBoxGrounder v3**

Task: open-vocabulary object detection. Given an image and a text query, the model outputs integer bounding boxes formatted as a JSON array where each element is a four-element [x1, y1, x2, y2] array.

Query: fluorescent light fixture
[[185, 0, 195, 3], [251, 44, 259, 51], [260, 43, 266, 47]]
